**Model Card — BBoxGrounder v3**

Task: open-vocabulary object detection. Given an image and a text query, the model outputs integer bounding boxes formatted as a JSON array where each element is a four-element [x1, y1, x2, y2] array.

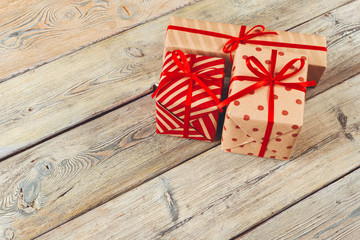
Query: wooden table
[[0, 0, 359, 239]]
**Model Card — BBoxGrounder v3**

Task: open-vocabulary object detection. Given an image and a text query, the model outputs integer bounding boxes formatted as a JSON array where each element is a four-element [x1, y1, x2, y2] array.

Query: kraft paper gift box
[[220, 45, 315, 160], [152, 50, 225, 141], [165, 16, 326, 85]]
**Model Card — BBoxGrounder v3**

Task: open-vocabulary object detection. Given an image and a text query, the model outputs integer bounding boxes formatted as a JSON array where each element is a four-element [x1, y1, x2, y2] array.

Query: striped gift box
[[155, 51, 225, 141]]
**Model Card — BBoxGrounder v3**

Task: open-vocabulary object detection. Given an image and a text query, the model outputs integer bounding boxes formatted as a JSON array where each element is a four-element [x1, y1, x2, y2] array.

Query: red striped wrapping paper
[[155, 52, 225, 141]]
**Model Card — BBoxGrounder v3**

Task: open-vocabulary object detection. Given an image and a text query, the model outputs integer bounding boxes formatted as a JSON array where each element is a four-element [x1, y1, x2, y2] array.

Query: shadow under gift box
[[221, 45, 310, 160], [165, 16, 326, 85], [154, 51, 225, 141]]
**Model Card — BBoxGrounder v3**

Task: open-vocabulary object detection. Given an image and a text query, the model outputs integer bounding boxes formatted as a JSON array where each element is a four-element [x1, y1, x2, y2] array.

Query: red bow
[[218, 49, 316, 157], [223, 25, 278, 62], [152, 50, 225, 138]]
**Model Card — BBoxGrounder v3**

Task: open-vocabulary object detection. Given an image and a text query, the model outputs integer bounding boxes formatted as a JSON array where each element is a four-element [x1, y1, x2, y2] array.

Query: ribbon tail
[[276, 80, 317, 92], [258, 82, 275, 157]]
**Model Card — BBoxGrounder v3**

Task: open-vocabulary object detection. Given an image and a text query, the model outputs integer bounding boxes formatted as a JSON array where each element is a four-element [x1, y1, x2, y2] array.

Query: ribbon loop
[[245, 56, 271, 78], [171, 50, 192, 74], [276, 58, 305, 80], [222, 25, 278, 62]]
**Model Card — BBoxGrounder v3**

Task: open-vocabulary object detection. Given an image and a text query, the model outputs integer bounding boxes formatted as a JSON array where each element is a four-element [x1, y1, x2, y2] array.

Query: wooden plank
[[0, 0, 199, 82], [293, 1, 360, 99], [0, 0, 358, 238], [0, 0, 355, 160], [236, 168, 360, 240], [0, 94, 219, 240], [36, 73, 360, 240]]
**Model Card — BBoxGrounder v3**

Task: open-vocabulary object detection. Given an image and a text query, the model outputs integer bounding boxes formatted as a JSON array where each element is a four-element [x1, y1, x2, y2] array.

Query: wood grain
[[0, 0, 358, 239], [0, 0, 199, 82], [237, 168, 360, 240], [0, 95, 219, 239], [36, 73, 360, 240], [0, 0, 355, 160], [294, 1, 360, 99]]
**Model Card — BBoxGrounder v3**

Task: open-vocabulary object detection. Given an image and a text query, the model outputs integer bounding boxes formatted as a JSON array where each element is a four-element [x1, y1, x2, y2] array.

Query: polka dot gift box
[[152, 50, 225, 141], [219, 45, 315, 160], [165, 17, 326, 85]]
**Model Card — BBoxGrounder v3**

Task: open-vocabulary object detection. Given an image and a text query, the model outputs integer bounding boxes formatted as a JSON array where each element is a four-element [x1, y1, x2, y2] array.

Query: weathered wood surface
[[301, 1, 360, 99], [237, 168, 360, 240], [0, 0, 354, 160], [0, 0, 199, 82], [0, 94, 220, 239], [0, 0, 359, 239], [37, 74, 360, 240]]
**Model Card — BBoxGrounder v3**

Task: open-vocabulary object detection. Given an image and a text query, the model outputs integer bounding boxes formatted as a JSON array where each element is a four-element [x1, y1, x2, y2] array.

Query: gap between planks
[[0, 0, 359, 238], [35, 73, 360, 239], [33, 64, 360, 239], [0, 0, 201, 83], [235, 166, 360, 239], [40, 3, 360, 238], [231, 156, 360, 239], [286, 0, 355, 32], [34, 73, 360, 240], [0, 0, 357, 161]]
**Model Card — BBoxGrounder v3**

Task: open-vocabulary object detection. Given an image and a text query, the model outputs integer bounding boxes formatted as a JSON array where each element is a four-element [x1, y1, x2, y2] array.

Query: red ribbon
[[152, 50, 225, 138], [167, 25, 327, 62], [222, 25, 278, 62], [218, 49, 316, 157]]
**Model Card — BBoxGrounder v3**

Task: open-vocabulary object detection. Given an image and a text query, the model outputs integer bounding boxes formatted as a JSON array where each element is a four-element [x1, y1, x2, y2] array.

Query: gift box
[[165, 16, 326, 85], [220, 45, 315, 160], [152, 50, 225, 141]]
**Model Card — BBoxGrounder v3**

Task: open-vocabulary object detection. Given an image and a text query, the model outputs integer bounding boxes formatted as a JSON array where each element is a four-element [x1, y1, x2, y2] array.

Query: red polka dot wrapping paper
[[221, 45, 308, 160], [165, 16, 326, 85], [155, 51, 225, 141]]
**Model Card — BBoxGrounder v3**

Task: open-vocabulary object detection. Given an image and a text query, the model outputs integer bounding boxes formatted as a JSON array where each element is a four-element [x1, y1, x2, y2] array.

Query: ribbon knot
[[152, 50, 225, 138], [218, 49, 316, 157], [267, 76, 277, 82], [223, 25, 278, 62], [185, 72, 196, 79]]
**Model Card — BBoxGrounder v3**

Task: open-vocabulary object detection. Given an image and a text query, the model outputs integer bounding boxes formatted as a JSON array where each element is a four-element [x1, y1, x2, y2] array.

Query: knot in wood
[[62, 10, 76, 21], [126, 47, 144, 58], [230, 0, 245, 6], [4, 228, 15, 240], [35, 161, 54, 177]]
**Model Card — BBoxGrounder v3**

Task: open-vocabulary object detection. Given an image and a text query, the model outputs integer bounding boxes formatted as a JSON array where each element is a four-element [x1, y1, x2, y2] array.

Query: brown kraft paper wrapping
[[165, 16, 326, 85], [221, 45, 309, 160]]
